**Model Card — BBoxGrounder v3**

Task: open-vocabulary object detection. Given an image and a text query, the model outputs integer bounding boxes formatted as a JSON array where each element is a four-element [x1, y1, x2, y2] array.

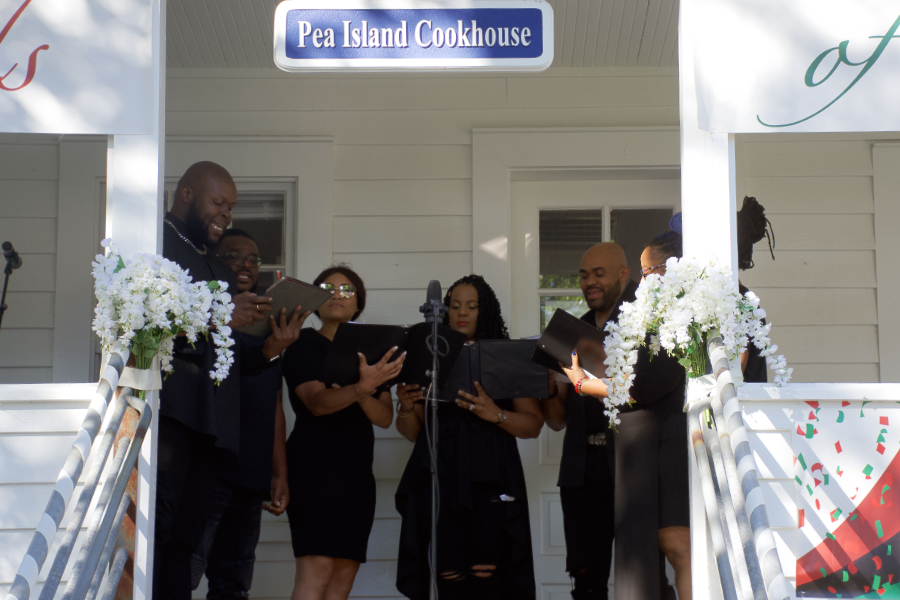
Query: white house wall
[[2, 66, 899, 599], [0, 134, 61, 385], [735, 133, 886, 384]]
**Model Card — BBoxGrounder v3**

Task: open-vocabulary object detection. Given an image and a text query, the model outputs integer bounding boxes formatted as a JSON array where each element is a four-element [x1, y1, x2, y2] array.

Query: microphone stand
[[420, 292, 446, 600], [0, 259, 13, 333]]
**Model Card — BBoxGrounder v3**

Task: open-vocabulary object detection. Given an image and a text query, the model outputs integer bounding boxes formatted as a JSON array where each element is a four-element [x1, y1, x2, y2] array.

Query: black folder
[[531, 309, 608, 379], [397, 323, 468, 389], [236, 277, 333, 337], [321, 322, 467, 389], [440, 339, 550, 401]]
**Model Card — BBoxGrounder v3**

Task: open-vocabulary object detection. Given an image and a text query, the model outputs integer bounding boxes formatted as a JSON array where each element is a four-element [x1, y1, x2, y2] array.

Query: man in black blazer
[[541, 243, 634, 600], [155, 161, 300, 600]]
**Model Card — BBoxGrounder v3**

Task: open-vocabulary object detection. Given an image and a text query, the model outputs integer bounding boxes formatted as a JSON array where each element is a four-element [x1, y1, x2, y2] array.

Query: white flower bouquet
[[603, 257, 791, 425], [92, 240, 235, 388]]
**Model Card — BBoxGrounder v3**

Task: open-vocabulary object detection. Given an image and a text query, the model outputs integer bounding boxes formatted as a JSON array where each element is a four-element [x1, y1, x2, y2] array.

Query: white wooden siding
[[736, 134, 888, 384], [0, 136, 59, 384]]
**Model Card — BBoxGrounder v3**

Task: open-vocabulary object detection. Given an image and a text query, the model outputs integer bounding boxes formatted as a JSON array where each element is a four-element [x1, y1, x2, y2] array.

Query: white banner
[[691, 1, 900, 133], [0, 0, 153, 134]]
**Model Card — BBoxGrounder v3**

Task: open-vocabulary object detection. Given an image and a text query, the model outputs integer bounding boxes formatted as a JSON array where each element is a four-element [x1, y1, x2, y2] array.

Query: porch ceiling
[[165, 0, 679, 69]]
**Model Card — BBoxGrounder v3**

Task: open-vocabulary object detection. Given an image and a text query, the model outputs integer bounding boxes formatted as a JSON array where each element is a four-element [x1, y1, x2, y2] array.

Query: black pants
[[613, 411, 690, 600], [560, 445, 614, 600], [153, 416, 217, 600], [189, 477, 264, 600], [561, 443, 678, 600]]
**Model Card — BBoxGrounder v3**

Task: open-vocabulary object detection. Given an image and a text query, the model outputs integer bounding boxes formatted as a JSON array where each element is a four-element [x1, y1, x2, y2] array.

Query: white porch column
[[679, 1, 738, 600], [104, 1, 166, 598]]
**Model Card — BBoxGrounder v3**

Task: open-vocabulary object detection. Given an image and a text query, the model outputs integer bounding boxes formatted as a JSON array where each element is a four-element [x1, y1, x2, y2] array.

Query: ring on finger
[[256, 304, 260, 311], [468, 403, 475, 411]]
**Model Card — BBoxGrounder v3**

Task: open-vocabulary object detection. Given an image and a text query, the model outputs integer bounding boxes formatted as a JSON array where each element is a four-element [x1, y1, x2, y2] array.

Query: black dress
[[282, 328, 377, 562], [612, 343, 688, 600], [395, 397, 536, 600], [739, 283, 768, 383]]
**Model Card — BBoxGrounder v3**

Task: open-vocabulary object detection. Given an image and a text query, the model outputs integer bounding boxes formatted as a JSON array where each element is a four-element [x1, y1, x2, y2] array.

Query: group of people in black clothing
[[152, 160, 774, 600]]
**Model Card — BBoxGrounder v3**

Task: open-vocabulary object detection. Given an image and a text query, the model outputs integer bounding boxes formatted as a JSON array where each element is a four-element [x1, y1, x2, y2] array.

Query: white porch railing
[[4, 346, 152, 600]]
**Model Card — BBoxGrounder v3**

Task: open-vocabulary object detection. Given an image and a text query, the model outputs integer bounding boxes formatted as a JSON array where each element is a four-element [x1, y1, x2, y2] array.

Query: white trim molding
[[472, 126, 680, 319]]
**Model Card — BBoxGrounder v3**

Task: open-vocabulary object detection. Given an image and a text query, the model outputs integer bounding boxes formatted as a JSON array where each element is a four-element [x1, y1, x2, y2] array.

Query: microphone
[[2, 241, 22, 270], [420, 280, 444, 324]]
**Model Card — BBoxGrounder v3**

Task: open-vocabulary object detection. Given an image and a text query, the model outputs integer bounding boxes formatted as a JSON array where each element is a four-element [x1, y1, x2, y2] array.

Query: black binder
[[321, 322, 466, 389], [531, 308, 608, 379], [235, 277, 333, 337], [440, 339, 550, 400]]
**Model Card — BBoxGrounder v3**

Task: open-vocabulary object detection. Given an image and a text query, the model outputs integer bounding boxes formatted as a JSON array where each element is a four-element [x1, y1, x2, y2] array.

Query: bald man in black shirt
[[155, 162, 301, 600]]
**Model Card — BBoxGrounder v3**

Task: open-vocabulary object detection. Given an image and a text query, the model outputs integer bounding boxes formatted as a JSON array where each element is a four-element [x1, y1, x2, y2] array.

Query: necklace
[[165, 219, 206, 255]]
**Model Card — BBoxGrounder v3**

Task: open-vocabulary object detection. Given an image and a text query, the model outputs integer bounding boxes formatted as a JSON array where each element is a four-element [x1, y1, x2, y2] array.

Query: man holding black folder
[[542, 243, 636, 600], [157, 162, 305, 600]]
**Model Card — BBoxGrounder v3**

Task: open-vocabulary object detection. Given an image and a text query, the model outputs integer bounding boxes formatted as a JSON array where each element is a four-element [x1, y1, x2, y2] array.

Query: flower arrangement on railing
[[602, 257, 791, 424], [92, 240, 235, 388]]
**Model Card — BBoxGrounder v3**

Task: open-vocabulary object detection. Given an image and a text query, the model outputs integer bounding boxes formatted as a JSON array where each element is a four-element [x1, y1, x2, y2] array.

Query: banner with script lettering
[[690, 1, 900, 133], [0, 0, 153, 134], [274, 0, 553, 72]]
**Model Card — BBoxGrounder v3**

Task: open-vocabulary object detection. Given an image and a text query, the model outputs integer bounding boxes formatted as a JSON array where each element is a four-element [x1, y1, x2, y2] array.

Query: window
[[538, 207, 673, 331], [164, 181, 295, 292], [230, 191, 287, 290]]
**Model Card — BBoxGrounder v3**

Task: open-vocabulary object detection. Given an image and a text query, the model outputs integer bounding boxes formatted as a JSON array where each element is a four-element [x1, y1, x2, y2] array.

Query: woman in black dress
[[282, 265, 405, 600], [394, 274, 543, 600], [563, 232, 691, 600]]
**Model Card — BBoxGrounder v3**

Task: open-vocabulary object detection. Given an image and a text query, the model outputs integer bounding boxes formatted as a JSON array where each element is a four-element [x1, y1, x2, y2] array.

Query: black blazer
[[160, 214, 267, 454]]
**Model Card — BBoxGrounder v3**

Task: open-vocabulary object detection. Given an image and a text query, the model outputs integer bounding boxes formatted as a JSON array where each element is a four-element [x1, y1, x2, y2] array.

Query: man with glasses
[[183, 228, 307, 599]]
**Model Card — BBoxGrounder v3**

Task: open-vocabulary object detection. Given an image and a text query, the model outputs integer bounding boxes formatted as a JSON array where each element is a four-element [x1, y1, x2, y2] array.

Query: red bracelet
[[575, 377, 589, 396]]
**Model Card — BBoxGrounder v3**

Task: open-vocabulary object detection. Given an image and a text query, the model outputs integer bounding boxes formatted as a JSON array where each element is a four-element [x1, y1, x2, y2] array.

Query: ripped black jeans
[[423, 480, 508, 600]]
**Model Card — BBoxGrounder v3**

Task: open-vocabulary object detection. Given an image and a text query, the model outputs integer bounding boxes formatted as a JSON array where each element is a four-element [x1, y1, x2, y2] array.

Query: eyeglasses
[[319, 282, 357, 298], [219, 252, 263, 267], [640, 263, 667, 277]]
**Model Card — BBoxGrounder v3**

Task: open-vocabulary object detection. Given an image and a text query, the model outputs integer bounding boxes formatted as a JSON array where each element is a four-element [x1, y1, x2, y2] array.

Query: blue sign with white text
[[285, 9, 542, 59], [274, 2, 553, 72]]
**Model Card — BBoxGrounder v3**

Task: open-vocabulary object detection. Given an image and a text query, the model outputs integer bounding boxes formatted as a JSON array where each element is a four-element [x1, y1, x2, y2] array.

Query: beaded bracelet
[[574, 376, 589, 396]]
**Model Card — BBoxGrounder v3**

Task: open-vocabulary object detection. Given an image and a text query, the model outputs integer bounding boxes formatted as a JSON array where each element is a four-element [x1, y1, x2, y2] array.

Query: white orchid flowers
[[602, 257, 791, 426], [92, 239, 235, 384]]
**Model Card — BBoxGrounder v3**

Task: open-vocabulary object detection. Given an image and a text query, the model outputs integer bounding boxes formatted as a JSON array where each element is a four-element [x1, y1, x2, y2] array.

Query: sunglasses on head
[[219, 252, 263, 267], [319, 282, 357, 298]]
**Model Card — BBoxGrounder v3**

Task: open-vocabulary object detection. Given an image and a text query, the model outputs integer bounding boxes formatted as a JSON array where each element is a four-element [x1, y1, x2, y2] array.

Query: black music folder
[[321, 322, 466, 389], [441, 339, 550, 400], [531, 309, 608, 379], [236, 277, 333, 337]]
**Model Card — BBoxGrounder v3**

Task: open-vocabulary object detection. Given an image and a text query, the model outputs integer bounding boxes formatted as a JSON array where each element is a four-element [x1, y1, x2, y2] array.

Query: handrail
[[6, 345, 153, 600], [688, 397, 739, 600], [687, 336, 792, 600], [7, 344, 130, 600], [707, 338, 792, 600]]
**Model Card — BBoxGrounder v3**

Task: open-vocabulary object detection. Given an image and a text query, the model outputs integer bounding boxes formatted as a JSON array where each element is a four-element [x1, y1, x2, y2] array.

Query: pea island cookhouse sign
[[274, 0, 553, 72]]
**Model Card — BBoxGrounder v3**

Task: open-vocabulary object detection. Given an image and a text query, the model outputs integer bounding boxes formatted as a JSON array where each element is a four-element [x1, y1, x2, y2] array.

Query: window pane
[[231, 192, 286, 266], [540, 295, 588, 331], [610, 208, 673, 284], [539, 209, 603, 289]]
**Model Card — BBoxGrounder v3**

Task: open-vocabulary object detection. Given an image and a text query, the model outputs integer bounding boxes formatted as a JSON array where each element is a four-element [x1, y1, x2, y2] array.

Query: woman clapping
[[282, 265, 404, 600]]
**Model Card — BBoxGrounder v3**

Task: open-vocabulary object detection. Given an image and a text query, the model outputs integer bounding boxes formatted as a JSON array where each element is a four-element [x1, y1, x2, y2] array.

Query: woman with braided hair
[[737, 196, 775, 382], [394, 274, 542, 600], [664, 200, 775, 381]]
